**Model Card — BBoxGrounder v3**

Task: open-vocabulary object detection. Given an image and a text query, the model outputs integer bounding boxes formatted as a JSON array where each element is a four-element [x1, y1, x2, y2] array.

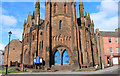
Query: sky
[[0, 0, 119, 50]]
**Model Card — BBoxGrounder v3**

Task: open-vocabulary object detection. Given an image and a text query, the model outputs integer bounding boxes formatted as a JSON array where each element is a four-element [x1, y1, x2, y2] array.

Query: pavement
[[1, 66, 119, 76]]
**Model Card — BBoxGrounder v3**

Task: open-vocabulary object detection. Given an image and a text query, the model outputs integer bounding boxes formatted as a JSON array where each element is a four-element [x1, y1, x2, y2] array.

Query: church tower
[[43, 1, 80, 70], [21, 0, 100, 70]]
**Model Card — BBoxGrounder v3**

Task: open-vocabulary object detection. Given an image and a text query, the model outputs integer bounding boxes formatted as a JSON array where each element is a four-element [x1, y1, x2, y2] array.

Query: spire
[[37, 0, 39, 2], [29, 12, 31, 15], [80, 0, 83, 6], [87, 12, 91, 20], [88, 12, 90, 17], [92, 20, 94, 26], [27, 12, 32, 23], [24, 19, 26, 25], [32, 11, 35, 19], [92, 20, 93, 24], [86, 12, 91, 27], [35, 0, 40, 9], [91, 20, 94, 33], [24, 19, 26, 30], [79, 0, 84, 17]]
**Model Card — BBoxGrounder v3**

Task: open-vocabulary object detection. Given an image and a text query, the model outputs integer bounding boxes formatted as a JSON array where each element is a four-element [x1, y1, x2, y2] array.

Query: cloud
[[1, 15, 17, 27], [0, 7, 8, 15], [99, 0, 118, 16], [0, 43, 5, 50], [90, 0, 118, 31]]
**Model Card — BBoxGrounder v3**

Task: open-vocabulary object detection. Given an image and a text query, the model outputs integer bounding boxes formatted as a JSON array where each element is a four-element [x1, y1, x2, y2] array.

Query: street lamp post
[[98, 34, 103, 69], [6, 31, 12, 75]]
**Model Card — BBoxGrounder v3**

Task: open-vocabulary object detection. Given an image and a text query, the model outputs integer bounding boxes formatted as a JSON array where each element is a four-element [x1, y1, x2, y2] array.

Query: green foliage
[[0, 68, 27, 74]]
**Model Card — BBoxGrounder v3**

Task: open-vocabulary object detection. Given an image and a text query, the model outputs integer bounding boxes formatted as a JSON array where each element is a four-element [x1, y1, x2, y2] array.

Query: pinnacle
[[33, 11, 35, 15], [92, 20, 93, 23], [88, 12, 90, 17], [28, 12, 31, 17], [37, 0, 39, 2], [32, 11, 35, 19], [92, 20, 94, 26], [80, 0, 82, 3], [29, 12, 31, 15], [80, 0, 83, 6], [35, 0, 40, 8], [85, 12, 87, 16], [24, 19, 26, 25]]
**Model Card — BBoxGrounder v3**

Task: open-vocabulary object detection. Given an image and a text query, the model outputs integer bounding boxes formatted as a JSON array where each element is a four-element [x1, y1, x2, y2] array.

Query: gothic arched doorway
[[54, 50, 61, 65], [62, 50, 69, 65]]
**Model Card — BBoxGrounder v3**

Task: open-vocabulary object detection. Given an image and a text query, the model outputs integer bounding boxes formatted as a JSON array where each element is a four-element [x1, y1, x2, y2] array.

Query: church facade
[[22, 0, 99, 70]]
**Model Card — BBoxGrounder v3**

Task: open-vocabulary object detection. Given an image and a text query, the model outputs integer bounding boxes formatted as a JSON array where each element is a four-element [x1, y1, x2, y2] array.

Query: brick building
[[22, 0, 99, 70], [3, 39, 22, 67], [95, 28, 120, 66]]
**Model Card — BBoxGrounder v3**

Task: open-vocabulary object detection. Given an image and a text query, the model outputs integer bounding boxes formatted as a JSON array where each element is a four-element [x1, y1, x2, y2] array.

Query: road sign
[[40, 58, 43, 63], [34, 58, 36, 63], [36, 56, 39, 63]]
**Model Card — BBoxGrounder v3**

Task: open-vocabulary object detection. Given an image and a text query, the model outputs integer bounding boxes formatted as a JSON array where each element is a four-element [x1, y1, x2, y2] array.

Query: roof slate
[[99, 31, 120, 37]]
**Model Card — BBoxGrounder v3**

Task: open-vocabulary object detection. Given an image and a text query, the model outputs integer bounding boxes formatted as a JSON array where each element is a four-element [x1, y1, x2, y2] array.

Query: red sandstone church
[[21, 0, 100, 70], [3, 0, 103, 70]]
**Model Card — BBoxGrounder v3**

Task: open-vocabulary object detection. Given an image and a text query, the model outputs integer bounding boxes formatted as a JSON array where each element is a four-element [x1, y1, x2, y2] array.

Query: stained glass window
[[54, 50, 61, 65], [62, 50, 69, 65]]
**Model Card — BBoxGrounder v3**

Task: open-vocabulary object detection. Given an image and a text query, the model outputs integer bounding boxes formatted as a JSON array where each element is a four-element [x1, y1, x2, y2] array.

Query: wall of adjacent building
[[103, 36, 120, 65], [3, 39, 22, 67], [0, 51, 4, 65]]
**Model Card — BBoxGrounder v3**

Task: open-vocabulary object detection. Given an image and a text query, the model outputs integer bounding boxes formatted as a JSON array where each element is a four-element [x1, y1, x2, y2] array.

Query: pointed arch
[[59, 20, 62, 29], [54, 3, 57, 13], [54, 50, 61, 65], [62, 50, 69, 65], [64, 3, 66, 14]]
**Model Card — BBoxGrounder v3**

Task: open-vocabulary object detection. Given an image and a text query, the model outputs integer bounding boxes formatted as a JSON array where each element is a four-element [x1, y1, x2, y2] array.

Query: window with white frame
[[110, 47, 113, 53], [116, 47, 119, 53], [115, 38, 118, 43]]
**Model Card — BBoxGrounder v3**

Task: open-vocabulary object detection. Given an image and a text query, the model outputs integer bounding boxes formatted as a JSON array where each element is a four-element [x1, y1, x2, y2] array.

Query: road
[[1, 66, 119, 76]]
